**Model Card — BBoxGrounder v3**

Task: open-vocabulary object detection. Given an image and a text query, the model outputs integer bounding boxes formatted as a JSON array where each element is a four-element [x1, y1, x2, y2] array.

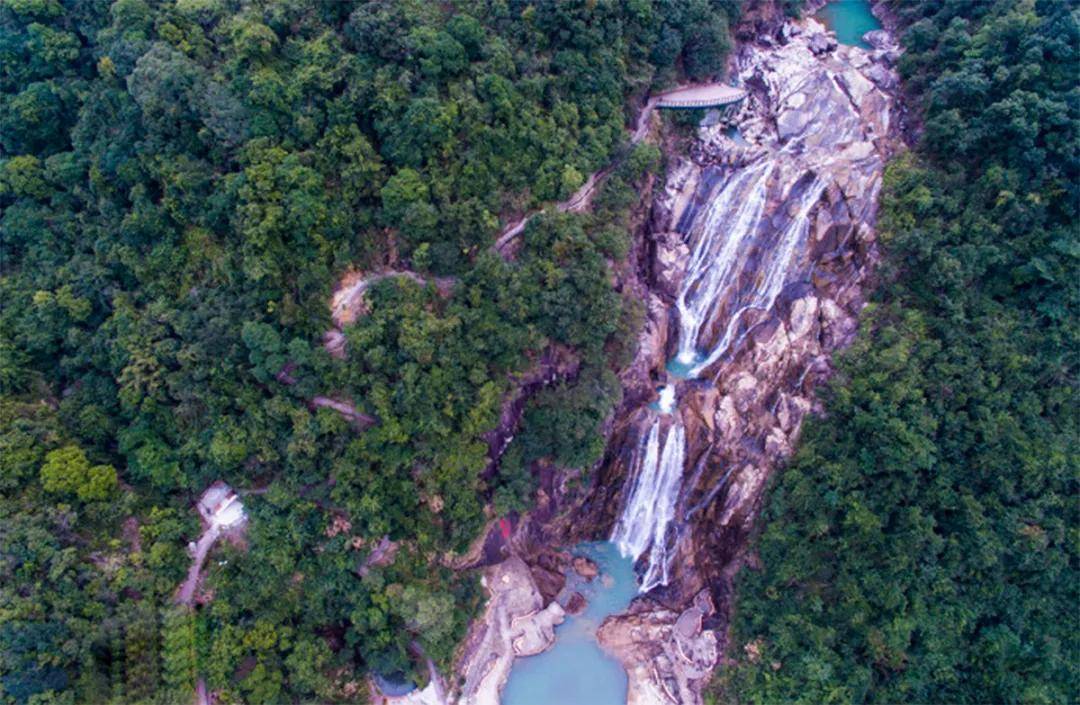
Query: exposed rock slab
[[598, 591, 719, 705], [455, 557, 565, 705], [583, 9, 904, 705]]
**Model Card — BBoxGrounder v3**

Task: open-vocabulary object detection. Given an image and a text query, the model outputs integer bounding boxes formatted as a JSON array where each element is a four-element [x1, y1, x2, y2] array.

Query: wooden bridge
[[654, 84, 747, 109]]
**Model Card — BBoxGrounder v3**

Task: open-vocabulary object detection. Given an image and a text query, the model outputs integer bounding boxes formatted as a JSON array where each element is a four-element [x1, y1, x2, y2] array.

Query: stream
[[494, 1, 887, 703]]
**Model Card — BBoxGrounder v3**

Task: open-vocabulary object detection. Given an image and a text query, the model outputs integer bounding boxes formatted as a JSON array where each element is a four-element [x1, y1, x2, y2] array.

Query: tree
[[39, 445, 117, 502]]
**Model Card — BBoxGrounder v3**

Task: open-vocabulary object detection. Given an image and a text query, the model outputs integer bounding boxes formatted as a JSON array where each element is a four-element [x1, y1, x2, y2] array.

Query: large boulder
[[571, 555, 599, 581], [653, 230, 689, 298], [808, 32, 837, 55], [530, 565, 565, 604], [863, 29, 892, 50]]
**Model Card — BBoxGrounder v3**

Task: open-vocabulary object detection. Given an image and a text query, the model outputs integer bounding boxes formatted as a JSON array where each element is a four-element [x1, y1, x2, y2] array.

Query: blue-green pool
[[667, 352, 704, 380], [502, 542, 637, 705], [816, 0, 882, 48]]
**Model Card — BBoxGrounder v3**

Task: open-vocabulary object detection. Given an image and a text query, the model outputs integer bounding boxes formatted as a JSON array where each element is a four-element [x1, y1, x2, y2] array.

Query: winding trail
[[493, 82, 744, 256], [331, 269, 457, 328], [174, 486, 246, 705]]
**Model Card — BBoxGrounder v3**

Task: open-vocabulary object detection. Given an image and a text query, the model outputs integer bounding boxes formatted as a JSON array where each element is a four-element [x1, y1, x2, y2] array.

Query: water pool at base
[[816, 0, 882, 48], [502, 542, 638, 705], [666, 353, 704, 380], [373, 673, 416, 697]]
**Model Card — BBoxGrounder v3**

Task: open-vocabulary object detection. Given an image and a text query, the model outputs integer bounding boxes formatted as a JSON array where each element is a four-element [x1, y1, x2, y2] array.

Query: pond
[[502, 542, 638, 705], [666, 352, 705, 380], [816, 0, 882, 48], [373, 673, 416, 697]]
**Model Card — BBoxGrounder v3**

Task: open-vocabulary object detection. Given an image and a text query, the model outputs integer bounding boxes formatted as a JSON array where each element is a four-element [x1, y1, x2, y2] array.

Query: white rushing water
[[614, 168, 827, 592], [676, 163, 828, 377], [611, 421, 686, 593], [611, 12, 874, 591], [657, 384, 676, 414], [615, 166, 827, 591], [675, 159, 773, 370]]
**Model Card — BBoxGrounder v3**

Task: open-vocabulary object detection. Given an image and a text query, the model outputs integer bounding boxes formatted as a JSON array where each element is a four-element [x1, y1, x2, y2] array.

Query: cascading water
[[611, 421, 686, 593], [685, 174, 828, 376], [615, 164, 827, 591], [674, 160, 773, 371], [608, 0, 888, 593], [617, 165, 825, 587], [613, 166, 829, 591], [497, 11, 896, 699]]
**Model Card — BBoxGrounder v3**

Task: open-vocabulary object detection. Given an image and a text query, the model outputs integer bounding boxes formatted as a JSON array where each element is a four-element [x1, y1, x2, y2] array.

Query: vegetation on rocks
[[722, 1, 1078, 703], [0, 0, 733, 702]]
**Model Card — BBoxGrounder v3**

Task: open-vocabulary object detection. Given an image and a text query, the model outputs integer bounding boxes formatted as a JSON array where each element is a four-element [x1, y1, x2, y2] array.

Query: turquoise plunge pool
[[816, 0, 882, 48], [502, 542, 638, 705]]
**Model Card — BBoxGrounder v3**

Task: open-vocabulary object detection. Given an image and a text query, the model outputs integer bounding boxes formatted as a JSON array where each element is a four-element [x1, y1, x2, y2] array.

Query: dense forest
[[723, 0, 1078, 703], [0, 0, 738, 703]]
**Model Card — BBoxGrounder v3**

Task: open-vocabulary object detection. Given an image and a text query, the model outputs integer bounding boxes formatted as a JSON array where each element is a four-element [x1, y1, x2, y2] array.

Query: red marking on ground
[[499, 518, 511, 540]]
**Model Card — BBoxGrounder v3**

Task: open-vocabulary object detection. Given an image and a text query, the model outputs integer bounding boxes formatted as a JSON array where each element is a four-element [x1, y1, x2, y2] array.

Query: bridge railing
[[655, 92, 747, 110]]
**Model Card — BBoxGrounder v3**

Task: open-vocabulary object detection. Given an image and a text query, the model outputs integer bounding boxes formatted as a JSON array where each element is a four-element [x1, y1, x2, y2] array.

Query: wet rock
[[865, 62, 897, 90], [863, 29, 892, 50], [597, 592, 718, 705], [775, 392, 813, 436], [777, 104, 811, 141], [649, 199, 673, 233], [764, 425, 791, 457], [565, 592, 587, 615], [530, 565, 565, 605], [456, 557, 565, 705], [653, 230, 689, 298], [788, 296, 819, 340], [534, 550, 570, 574], [682, 385, 719, 441], [837, 68, 874, 107], [571, 555, 598, 581]]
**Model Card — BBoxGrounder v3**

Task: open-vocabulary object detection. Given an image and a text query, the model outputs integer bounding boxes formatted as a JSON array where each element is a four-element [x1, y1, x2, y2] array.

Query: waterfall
[[657, 384, 676, 414], [612, 172, 827, 592], [675, 160, 773, 370], [611, 420, 686, 593], [612, 171, 827, 593], [677, 169, 827, 378]]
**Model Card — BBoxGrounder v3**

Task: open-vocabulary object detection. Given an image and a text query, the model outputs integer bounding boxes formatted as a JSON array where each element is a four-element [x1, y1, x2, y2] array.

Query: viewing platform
[[655, 84, 747, 109]]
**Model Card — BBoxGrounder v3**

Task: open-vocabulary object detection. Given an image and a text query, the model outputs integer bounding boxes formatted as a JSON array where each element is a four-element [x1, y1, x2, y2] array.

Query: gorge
[[445, 1, 905, 703], [5, 0, 1071, 701]]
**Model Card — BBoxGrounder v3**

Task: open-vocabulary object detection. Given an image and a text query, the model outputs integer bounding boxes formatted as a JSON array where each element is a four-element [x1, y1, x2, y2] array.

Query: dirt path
[[331, 269, 457, 328], [173, 487, 247, 705], [493, 82, 738, 256], [176, 525, 221, 606]]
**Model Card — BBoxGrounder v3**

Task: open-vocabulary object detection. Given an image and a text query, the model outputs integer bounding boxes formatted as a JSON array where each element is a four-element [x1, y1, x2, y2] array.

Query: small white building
[[197, 481, 246, 529]]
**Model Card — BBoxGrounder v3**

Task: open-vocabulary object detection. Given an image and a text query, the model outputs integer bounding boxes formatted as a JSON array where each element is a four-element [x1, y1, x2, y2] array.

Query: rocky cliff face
[[449, 4, 904, 703], [590, 8, 904, 702]]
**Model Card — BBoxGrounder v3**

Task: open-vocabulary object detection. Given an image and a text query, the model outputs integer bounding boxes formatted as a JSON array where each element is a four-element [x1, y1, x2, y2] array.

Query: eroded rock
[[598, 591, 719, 705], [571, 555, 599, 581], [455, 557, 565, 705], [582, 11, 903, 704]]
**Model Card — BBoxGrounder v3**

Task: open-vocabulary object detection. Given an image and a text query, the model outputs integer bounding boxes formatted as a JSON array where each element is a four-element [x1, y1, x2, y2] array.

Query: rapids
[[609, 1, 897, 595], [611, 421, 687, 593]]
